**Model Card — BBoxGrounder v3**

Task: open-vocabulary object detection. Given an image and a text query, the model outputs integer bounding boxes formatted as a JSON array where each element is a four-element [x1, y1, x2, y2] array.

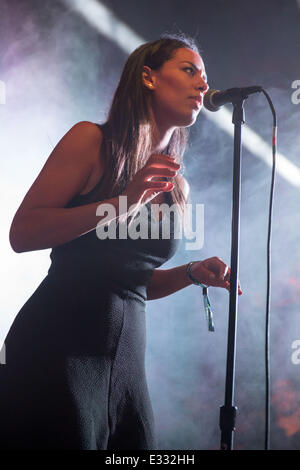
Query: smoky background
[[1, 0, 300, 450]]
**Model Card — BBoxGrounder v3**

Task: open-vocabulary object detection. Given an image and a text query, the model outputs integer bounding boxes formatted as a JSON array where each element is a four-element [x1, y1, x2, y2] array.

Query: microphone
[[204, 86, 263, 112]]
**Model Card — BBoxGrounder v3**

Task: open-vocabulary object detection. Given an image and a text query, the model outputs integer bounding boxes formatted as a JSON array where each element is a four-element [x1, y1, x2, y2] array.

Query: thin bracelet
[[186, 261, 206, 288], [186, 261, 215, 332]]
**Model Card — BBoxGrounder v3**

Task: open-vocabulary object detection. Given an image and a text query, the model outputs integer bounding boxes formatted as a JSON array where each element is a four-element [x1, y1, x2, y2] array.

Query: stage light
[[204, 106, 300, 188], [62, 0, 300, 187], [62, 0, 144, 53]]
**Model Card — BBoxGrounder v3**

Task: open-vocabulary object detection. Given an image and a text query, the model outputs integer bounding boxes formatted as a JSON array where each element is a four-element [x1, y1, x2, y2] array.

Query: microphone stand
[[219, 95, 246, 450]]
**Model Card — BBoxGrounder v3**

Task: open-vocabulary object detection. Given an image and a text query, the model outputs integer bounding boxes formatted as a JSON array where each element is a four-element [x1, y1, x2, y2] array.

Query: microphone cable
[[260, 88, 277, 450]]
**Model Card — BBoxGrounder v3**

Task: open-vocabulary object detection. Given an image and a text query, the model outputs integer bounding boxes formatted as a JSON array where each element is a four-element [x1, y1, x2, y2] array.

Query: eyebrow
[[180, 61, 207, 81]]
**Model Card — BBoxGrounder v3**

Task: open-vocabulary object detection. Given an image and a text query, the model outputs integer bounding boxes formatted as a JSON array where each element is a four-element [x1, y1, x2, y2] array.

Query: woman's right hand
[[190, 257, 243, 295], [123, 154, 181, 214]]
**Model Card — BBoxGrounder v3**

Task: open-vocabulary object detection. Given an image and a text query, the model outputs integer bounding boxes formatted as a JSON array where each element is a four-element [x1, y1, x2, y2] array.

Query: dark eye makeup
[[183, 67, 195, 75]]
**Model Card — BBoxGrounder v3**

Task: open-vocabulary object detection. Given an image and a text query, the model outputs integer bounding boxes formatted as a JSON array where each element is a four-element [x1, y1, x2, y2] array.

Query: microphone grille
[[203, 89, 220, 112]]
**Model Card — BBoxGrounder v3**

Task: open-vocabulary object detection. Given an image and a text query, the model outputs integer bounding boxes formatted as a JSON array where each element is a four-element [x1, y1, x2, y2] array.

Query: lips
[[188, 96, 203, 108], [189, 96, 203, 104]]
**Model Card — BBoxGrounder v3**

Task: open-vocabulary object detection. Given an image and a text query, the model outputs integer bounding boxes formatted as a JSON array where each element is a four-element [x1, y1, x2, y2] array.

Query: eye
[[183, 67, 195, 76]]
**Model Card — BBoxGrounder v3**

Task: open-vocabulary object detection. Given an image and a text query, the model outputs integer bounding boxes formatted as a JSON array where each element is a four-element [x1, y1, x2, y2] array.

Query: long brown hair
[[98, 33, 201, 221]]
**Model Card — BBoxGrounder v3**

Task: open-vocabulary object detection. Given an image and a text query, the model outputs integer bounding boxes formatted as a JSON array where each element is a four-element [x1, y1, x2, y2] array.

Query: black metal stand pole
[[219, 97, 245, 450]]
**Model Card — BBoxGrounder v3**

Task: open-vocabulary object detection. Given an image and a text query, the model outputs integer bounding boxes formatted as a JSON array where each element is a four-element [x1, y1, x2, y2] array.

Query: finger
[[214, 264, 228, 280], [148, 155, 181, 169], [198, 263, 228, 288], [216, 265, 228, 281], [144, 181, 174, 191], [149, 153, 178, 162], [143, 167, 178, 179], [238, 281, 242, 295], [224, 266, 231, 281], [199, 266, 218, 285], [222, 265, 229, 280], [208, 257, 228, 279], [225, 281, 243, 295], [224, 268, 242, 295]]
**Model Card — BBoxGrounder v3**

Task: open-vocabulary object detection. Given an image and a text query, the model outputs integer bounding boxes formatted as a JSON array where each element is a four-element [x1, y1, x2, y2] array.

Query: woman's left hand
[[190, 257, 242, 295]]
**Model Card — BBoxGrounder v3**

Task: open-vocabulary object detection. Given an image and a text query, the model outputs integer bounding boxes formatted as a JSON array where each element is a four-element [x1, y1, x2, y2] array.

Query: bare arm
[[9, 122, 181, 253], [146, 176, 193, 300], [10, 199, 124, 252], [146, 178, 242, 300], [146, 264, 193, 300], [147, 258, 242, 300], [9, 121, 116, 252]]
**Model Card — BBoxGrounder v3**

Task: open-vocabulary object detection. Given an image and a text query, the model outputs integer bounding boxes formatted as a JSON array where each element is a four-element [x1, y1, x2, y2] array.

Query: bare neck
[[151, 126, 175, 154], [149, 107, 176, 154]]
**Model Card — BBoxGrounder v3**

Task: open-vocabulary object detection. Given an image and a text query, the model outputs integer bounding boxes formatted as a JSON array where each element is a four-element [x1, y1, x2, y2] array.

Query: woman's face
[[144, 47, 209, 129]]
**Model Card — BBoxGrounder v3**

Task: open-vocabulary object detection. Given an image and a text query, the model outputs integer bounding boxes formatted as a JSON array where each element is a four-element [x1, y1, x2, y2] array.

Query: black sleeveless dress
[[0, 170, 180, 449]]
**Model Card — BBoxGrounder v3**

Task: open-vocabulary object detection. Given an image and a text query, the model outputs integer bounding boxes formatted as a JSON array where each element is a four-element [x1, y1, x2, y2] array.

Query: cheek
[[157, 77, 187, 108], [164, 75, 186, 95]]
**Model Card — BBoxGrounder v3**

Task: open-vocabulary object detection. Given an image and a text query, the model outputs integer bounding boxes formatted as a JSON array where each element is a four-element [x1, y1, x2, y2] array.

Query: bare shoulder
[[13, 121, 105, 213], [64, 119, 105, 177], [177, 174, 190, 200], [70, 120, 103, 136], [45, 120, 104, 168], [67, 120, 103, 149]]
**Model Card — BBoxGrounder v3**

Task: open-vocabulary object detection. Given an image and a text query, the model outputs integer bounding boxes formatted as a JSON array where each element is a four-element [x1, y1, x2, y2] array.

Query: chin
[[178, 112, 199, 128], [163, 107, 201, 128]]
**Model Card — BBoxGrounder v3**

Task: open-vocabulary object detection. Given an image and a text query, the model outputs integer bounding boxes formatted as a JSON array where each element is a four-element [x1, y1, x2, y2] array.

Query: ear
[[142, 65, 157, 90]]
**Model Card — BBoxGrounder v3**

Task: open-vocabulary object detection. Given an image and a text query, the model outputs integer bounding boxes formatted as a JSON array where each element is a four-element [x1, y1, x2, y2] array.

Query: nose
[[197, 75, 209, 94], [196, 72, 209, 95]]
